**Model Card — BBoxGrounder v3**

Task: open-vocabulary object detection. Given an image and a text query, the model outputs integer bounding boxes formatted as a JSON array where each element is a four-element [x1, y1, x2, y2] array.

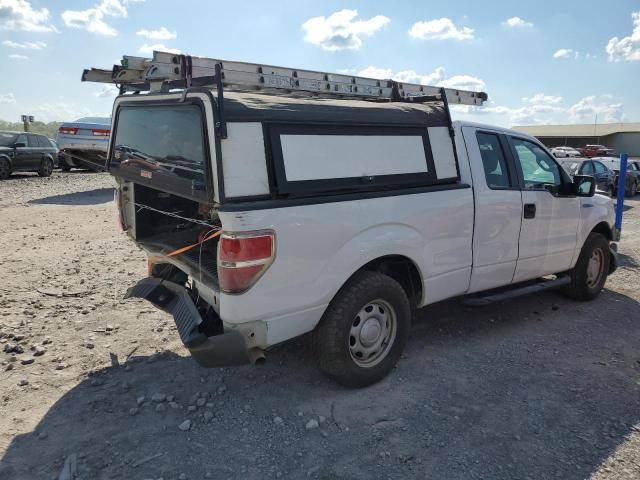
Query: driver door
[[508, 136, 580, 282], [13, 134, 32, 170]]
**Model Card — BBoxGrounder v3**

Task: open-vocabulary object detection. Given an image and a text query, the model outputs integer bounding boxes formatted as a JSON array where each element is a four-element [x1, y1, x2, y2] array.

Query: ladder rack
[[82, 51, 488, 106]]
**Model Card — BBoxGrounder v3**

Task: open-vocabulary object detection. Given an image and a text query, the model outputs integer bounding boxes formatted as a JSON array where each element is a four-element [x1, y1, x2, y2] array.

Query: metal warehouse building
[[513, 123, 640, 157]]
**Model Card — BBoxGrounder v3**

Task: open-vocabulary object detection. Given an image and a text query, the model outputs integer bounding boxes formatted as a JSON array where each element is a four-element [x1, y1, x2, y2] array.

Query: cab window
[[510, 137, 562, 193], [15, 134, 27, 146], [476, 132, 512, 189]]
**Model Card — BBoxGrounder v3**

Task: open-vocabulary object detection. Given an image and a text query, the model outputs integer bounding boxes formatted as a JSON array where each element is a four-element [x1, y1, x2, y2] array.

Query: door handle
[[523, 203, 536, 219]]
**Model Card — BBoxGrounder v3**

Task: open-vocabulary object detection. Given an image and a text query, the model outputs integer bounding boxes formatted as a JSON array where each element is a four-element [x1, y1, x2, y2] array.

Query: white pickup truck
[[84, 53, 617, 387]]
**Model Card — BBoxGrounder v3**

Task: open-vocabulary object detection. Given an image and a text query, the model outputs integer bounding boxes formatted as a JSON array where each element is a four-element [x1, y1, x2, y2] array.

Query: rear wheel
[[38, 158, 53, 177], [0, 158, 10, 180], [313, 271, 411, 387], [607, 185, 614, 198], [562, 232, 610, 301]]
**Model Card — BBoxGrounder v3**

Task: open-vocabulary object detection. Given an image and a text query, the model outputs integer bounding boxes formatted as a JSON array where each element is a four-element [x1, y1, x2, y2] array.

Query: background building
[[513, 123, 640, 156]]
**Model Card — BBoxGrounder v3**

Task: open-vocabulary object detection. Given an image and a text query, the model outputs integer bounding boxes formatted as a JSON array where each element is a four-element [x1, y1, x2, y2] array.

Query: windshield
[[111, 104, 207, 201], [0, 132, 17, 147]]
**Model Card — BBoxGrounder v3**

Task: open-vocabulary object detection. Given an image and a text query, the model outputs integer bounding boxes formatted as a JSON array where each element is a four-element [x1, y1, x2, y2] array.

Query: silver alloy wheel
[[348, 299, 397, 368], [586, 248, 604, 288]]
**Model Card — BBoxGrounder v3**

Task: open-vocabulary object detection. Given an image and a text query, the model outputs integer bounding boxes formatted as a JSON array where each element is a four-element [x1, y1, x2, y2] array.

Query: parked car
[[551, 146, 582, 158], [56, 116, 111, 171], [559, 158, 616, 197], [0, 130, 58, 179], [576, 145, 615, 158], [594, 157, 639, 196]]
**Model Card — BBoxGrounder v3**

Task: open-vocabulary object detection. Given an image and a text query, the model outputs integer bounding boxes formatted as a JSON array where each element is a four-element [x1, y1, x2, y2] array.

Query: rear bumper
[[125, 277, 255, 367], [56, 136, 108, 152]]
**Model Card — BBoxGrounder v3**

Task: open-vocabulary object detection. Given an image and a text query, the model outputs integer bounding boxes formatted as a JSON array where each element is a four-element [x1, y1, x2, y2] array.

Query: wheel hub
[[360, 318, 382, 346], [586, 248, 603, 287], [348, 300, 397, 368]]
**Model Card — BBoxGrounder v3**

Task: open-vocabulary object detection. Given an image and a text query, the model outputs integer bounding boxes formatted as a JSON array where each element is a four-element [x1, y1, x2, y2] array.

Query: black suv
[[0, 131, 58, 179]]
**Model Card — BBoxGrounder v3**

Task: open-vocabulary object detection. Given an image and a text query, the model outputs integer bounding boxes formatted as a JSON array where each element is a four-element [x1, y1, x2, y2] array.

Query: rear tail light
[[92, 128, 110, 137], [58, 127, 78, 135], [218, 231, 275, 293]]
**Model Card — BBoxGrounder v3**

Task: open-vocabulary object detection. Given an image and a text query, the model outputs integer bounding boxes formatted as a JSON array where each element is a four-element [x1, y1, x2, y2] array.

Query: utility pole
[[21, 115, 34, 132]]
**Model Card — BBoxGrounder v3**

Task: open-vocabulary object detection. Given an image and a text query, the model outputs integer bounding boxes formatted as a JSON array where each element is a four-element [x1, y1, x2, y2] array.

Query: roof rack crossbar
[[82, 51, 488, 106]]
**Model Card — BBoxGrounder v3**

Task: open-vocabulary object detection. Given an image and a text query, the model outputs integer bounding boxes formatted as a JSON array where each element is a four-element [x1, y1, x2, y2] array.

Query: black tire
[[626, 181, 637, 197], [0, 157, 10, 180], [313, 271, 411, 387], [607, 185, 614, 198], [59, 160, 71, 172], [37, 158, 53, 177], [562, 232, 610, 301]]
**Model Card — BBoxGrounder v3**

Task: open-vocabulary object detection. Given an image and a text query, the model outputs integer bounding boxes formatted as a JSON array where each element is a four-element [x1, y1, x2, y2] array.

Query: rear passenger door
[[464, 127, 523, 293], [508, 136, 580, 282], [27, 134, 41, 169]]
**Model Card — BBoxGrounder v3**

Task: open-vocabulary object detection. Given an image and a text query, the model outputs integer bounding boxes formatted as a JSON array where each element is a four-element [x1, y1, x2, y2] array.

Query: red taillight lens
[[58, 127, 78, 135], [218, 232, 275, 293], [92, 129, 110, 137]]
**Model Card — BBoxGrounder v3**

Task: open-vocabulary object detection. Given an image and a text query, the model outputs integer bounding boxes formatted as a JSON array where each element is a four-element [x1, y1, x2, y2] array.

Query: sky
[[0, 0, 639, 127]]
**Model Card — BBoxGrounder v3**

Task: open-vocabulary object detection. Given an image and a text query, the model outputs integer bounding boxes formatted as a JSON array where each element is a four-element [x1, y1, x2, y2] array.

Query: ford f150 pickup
[[83, 53, 617, 387]]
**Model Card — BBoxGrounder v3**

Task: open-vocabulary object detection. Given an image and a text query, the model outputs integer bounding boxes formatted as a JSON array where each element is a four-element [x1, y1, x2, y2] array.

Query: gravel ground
[[0, 171, 639, 480]]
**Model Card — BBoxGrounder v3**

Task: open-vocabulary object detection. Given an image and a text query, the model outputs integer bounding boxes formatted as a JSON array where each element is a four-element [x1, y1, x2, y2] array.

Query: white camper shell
[[84, 52, 617, 387]]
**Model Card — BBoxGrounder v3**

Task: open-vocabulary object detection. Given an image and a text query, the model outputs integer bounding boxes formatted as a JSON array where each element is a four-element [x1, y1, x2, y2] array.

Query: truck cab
[[85, 52, 617, 387]]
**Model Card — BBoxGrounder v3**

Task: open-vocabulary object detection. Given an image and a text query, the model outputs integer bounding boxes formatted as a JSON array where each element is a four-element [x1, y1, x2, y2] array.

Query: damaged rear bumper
[[125, 277, 255, 367]]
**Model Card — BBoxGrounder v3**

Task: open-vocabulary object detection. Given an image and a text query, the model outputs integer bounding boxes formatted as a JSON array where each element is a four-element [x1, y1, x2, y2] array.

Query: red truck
[[576, 145, 615, 158]]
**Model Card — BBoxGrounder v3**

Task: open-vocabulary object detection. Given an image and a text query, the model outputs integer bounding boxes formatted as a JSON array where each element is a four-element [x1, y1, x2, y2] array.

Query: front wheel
[[38, 158, 53, 177], [313, 271, 411, 387], [562, 233, 610, 301]]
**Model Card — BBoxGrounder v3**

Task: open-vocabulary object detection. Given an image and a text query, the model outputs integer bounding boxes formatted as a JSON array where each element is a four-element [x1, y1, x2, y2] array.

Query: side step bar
[[462, 275, 571, 307]]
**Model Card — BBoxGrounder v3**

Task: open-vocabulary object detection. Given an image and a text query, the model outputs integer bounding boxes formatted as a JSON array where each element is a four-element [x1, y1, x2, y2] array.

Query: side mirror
[[13, 142, 26, 148], [572, 175, 596, 197]]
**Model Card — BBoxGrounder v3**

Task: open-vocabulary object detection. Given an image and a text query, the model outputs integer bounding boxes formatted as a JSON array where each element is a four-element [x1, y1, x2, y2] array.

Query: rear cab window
[[110, 103, 208, 202], [476, 132, 512, 189]]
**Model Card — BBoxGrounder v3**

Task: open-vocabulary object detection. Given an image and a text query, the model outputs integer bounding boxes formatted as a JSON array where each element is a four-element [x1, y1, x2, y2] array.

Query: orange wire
[[166, 229, 223, 257]]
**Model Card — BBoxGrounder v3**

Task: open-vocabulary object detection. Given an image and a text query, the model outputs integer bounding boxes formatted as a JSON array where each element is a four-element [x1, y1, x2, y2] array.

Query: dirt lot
[[0, 171, 639, 480]]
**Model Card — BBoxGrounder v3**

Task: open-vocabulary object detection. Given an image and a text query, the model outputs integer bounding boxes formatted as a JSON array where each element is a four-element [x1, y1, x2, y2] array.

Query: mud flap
[[125, 277, 252, 367]]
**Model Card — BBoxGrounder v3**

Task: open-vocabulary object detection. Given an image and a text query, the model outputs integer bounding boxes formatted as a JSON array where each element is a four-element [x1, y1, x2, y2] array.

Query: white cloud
[[453, 92, 625, 127], [138, 43, 181, 55], [502, 17, 533, 28], [553, 48, 579, 59], [2, 39, 46, 49], [568, 95, 624, 123], [0, 93, 16, 104], [408, 18, 474, 41], [356, 66, 485, 92], [61, 0, 128, 36], [522, 93, 563, 105], [34, 102, 103, 122], [136, 26, 177, 40], [9, 53, 28, 59], [606, 11, 640, 61], [96, 84, 119, 98], [302, 9, 390, 51], [0, 0, 57, 32]]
